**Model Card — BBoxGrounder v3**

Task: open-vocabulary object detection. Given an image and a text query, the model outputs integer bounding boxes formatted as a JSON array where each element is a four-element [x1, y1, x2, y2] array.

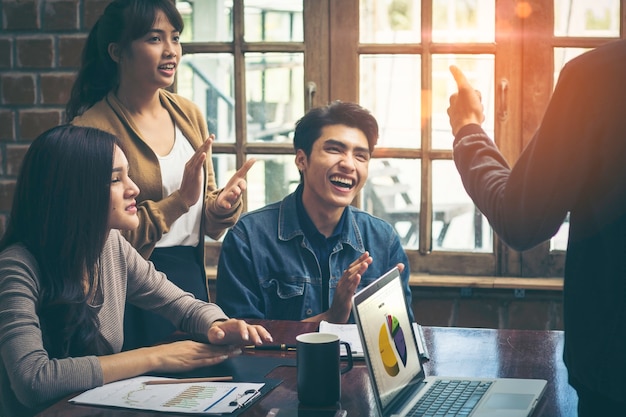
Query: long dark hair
[[0, 125, 118, 358], [65, 0, 184, 121]]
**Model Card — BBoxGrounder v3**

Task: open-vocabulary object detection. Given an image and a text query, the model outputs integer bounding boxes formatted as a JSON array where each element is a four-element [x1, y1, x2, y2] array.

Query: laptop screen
[[352, 267, 423, 410]]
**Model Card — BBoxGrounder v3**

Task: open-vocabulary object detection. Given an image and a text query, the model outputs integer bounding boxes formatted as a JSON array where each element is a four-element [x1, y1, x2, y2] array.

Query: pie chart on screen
[[378, 314, 408, 377]]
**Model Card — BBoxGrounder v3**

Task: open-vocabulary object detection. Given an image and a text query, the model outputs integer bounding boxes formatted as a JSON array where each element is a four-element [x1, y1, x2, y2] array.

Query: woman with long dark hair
[[0, 125, 271, 417], [67, 0, 255, 349]]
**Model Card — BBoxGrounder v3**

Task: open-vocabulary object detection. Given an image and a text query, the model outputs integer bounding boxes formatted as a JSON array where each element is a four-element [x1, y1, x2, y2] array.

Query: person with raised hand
[[216, 101, 413, 324], [447, 38, 626, 416], [66, 0, 255, 349], [0, 125, 272, 417]]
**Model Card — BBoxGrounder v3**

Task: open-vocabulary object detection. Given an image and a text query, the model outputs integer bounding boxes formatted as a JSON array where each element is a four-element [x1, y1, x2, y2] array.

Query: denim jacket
[[216, 190, 413, 322]]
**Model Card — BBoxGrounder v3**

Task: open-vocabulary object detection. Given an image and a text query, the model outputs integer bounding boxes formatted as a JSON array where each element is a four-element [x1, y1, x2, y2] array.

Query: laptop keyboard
[[407, 379, 493, 416]]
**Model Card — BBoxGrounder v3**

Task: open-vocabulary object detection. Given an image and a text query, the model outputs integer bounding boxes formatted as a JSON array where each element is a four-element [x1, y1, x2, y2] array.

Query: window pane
[[213, 154, 236, 189], [360, 0, 422, 43], [179, 54, 235, 143], [554, 0, 620, 37], [363, 159, 421, 249], [244, 0, 303, 42], [432, 0, 495, 43], [246, 53, 304, 143], [359, 54, 421, 148], [178, 0, 232, 42], [432, 160, 492, 252], [432, 54, 495, 150], [246, 155, 301, 211]]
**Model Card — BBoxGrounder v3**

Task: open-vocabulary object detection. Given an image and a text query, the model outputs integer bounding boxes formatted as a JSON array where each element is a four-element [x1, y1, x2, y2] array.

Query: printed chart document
[[70, 376, 264, 414], [319, 320, 430, 360]]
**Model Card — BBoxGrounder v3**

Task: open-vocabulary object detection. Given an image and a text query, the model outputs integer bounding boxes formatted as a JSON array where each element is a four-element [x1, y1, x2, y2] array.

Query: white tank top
[[155, 126, 203, 247]]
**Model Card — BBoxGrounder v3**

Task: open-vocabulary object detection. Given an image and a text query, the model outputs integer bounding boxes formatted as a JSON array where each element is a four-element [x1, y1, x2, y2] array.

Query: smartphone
[[265, 408, 347, 417]]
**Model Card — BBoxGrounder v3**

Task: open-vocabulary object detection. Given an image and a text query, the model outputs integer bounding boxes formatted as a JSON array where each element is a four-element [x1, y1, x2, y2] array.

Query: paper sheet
[[70, 376, 264, 414]]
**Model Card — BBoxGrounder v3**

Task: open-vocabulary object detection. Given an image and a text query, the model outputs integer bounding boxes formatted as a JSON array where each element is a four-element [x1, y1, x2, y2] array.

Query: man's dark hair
[[293, 101, 379, 157]]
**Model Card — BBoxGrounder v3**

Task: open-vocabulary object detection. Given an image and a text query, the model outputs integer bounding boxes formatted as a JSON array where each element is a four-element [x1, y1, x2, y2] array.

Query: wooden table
[[35, 320, 577, 416]]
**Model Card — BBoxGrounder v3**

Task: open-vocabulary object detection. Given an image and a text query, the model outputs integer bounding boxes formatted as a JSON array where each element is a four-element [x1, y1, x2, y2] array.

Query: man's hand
[[324, 252, 373, 323], [216, 159, 256, 210], [447, 65, 485, 136]]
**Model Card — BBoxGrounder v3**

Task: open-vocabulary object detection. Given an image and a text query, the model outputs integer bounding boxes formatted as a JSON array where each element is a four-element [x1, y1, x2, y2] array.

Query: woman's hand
[[100, 320, 272, 384], [99, 339, 241, 384], [179, 135, 214, 207], [216, 159, 257, 210], [149, 340, 240, 373], [208, 318, 273, 346]]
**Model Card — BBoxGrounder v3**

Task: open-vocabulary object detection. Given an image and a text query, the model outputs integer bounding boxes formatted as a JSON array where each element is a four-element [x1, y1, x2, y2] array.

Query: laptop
[[351, 267, 547, 417]]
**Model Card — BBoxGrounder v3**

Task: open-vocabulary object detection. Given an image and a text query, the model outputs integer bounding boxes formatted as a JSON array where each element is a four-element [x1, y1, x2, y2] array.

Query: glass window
[[247, 155, 301, 211], [179, 53, 235, 143], [245, 0, 303, 42], [245, 53, 304, 143], [554, 0, 620, 37], [360, 0, 422, 43], [432, 160, 491, 252], [359, 55, 422, 148], [363, 158, 421, 248], [177, 1, 232, 42], [176, 0, 304, 217], [432, 0, 495, 43], [181, 0, 625, 277]]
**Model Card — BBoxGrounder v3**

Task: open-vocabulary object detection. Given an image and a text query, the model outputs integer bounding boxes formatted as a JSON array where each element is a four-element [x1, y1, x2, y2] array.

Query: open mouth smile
[[159, 63, 176, 70], [330, 175, 355, 190]]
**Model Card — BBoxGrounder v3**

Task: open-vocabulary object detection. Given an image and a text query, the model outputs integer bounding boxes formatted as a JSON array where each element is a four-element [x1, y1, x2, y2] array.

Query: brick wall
[[0, 0, 110, 234]]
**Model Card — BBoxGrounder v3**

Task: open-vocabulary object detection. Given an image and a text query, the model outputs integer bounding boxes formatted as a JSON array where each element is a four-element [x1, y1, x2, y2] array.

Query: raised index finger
[[197, 136, 213, 154], [449, 65, 472, 90], [233, 158, 256, 179]]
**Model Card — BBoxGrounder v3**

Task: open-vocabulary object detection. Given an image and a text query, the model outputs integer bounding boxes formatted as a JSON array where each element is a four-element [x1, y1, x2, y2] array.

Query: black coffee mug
[[296, 332, 354, 406]]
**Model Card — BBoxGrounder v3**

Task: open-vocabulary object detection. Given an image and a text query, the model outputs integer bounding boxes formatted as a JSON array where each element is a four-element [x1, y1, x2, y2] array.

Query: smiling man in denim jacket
[[216, 101, 413, 323]]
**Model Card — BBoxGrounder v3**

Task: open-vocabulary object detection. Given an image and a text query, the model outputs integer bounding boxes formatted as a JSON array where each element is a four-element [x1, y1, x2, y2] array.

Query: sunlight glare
[[515, 1, 533, 19]]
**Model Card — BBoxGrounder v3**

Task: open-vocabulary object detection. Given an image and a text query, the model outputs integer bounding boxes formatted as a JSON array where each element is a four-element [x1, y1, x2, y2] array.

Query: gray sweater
[[0, 230, 228, 417]]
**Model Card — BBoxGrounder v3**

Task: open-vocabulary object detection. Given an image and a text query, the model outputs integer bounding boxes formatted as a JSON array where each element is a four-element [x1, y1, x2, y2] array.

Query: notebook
[[351, 267, 547, 417]]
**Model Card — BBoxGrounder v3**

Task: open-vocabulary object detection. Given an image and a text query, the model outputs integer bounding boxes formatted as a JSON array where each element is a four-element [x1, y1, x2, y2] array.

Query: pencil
[[143, 376, 233, 385], [244, 344, 296, 351]]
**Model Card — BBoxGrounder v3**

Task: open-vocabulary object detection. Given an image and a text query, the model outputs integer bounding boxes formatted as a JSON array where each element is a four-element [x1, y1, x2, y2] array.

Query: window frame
[[182, 0, 625, 278]]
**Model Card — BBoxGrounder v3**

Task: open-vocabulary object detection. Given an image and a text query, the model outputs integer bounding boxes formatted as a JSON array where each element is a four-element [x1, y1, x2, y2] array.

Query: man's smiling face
[[297, 124, 371, 214]]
